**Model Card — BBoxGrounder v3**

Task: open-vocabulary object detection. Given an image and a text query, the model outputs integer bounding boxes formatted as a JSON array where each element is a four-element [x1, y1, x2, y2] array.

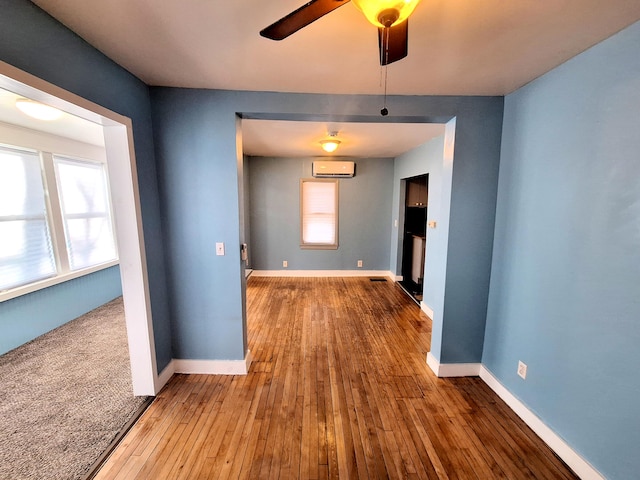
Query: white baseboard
[[251, 270, 394, 279], [480, 366, 604, 480], [426, 352, 481, 377], [420, 302, 434, 320], [424, 357, 603, 478], [173, 350, 252, 375], [154, 351, 253, 388]]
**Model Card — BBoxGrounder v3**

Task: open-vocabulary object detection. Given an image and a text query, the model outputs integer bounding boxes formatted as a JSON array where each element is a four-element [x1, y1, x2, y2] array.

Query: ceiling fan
[[260, 0, 422, 66]]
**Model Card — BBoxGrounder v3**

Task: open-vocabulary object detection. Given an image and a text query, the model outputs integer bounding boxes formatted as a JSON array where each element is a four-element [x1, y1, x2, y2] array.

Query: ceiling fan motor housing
[[261, 0, 417, 65], [377, 8, 400, 28]]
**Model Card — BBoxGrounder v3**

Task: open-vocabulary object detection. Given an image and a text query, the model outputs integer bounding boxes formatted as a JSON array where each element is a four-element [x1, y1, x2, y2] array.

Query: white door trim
[[0, 60, 159, 395]]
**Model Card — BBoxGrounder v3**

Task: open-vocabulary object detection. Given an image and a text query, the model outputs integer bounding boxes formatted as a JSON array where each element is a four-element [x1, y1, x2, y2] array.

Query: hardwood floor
[[95, 277, 578, 479]]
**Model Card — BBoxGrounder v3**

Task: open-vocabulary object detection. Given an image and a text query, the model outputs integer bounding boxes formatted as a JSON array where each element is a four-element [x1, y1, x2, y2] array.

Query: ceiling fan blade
[[378, 20, 408, 66], [261, 0, 351, 41]]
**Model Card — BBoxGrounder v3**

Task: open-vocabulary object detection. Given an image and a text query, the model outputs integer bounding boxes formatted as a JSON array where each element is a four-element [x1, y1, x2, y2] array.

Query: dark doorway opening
[[400, 174, 428, 302]]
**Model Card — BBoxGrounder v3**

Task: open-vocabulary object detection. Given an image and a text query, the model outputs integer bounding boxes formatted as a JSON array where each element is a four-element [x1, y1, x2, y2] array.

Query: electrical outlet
[[357, 260, 363, 268], [517, 361, 527, 380], [282, 260, 288, 268]]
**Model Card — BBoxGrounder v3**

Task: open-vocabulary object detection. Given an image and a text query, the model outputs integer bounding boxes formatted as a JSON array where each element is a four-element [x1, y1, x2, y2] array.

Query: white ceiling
[[25, 0, 640, 157], [30, 0, 640, 95], [242, 120, 445, 158]]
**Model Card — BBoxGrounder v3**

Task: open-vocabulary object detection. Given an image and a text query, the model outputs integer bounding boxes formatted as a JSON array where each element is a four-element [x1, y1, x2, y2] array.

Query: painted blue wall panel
[[484, 20, 640, 480], [150, 89, 246, 361], [3, 0, 503, 371], [0, 267, 122, 355], [441, 113, 502, 364], [0, 0, 173, 372], [392, 135, 445, 293], [151, 88, 502, 365], [392, 135, 450, 358], [248, 156, 393, 270]]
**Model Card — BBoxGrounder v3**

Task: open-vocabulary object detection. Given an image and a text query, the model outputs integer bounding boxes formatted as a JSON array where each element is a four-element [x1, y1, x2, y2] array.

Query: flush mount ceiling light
[[320, 132, 341, 153], [15, 98, 63, 121]]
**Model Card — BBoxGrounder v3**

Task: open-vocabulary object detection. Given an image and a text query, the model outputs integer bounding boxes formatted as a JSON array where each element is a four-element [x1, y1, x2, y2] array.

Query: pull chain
[[381, 27, 390, 116], [381, 64, 388, 116]]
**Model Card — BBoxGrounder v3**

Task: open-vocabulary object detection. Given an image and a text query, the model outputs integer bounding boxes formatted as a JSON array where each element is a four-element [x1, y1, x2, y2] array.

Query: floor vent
[[369, 278, 387, 282]]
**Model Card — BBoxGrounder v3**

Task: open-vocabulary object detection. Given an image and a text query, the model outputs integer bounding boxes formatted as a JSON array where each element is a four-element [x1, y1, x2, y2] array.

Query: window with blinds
[[300, 179, 338, 249], [54, 156, 117, 271], [0, 141, 117, 295], [0, 146, 56, 290]]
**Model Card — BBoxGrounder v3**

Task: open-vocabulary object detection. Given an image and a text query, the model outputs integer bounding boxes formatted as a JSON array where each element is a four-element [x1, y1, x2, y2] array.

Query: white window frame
[[0, 123, 118, 302], [53, 154, 118, 271], [0, 145, 57, 289], [300, 178, 339, 250]]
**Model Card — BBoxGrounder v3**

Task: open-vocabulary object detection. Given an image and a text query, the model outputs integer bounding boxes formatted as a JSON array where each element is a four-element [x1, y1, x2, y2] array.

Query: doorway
[[0, 61, 158, 395], [400, 174, 428, 302]]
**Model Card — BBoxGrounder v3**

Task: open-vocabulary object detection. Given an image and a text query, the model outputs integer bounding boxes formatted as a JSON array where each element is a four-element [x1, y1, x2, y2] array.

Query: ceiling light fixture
[[320, 132, 341, 153], [15, 98, 63, 121], [352, 0, 422, 28]]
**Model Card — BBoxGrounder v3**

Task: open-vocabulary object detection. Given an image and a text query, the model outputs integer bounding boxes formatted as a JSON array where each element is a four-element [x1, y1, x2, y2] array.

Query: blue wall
[[248, 156, 393, 271], [391, 134, 446, 298], [151, 87, 502, 365], [391, 135, 451, 355], [151, 89, 246, 361], [0, 267, 122, 355], [484, 21, 640, 480], [3, 0, 502, 376], [0, 0, 173, 372]]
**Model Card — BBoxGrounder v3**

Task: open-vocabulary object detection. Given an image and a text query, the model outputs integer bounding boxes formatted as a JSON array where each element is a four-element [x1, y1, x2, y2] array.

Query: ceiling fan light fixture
[[352, 0, 421, 28], [15, 98, 63, 121], [320, 133, 341, 153]]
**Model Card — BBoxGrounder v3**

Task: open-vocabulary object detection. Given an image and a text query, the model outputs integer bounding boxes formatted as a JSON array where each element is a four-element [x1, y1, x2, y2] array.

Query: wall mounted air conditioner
[[312, 160, 356, 178]]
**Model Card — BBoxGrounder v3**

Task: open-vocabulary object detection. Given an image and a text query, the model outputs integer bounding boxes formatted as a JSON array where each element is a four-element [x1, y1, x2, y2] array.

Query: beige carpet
[[0, 297, 149, 480]]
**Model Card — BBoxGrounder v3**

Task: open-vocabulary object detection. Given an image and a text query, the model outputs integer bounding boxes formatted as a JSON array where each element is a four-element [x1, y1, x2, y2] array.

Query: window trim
[[300, 178, 339, 250]]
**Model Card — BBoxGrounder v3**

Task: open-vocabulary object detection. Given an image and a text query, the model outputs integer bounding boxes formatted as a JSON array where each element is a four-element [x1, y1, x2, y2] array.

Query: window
[[0, 146, 56, 290], [54, 156, 117, 270], [0, 142, 117, 295], [300, 179, 338, 249]]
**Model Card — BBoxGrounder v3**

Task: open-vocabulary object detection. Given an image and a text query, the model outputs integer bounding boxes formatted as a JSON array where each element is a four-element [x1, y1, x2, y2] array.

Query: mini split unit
[[312, 160, 356, 178]]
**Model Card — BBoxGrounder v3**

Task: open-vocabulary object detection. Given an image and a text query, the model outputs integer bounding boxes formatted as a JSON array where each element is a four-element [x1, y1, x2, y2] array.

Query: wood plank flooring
[[95, 277, 578, 479]]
